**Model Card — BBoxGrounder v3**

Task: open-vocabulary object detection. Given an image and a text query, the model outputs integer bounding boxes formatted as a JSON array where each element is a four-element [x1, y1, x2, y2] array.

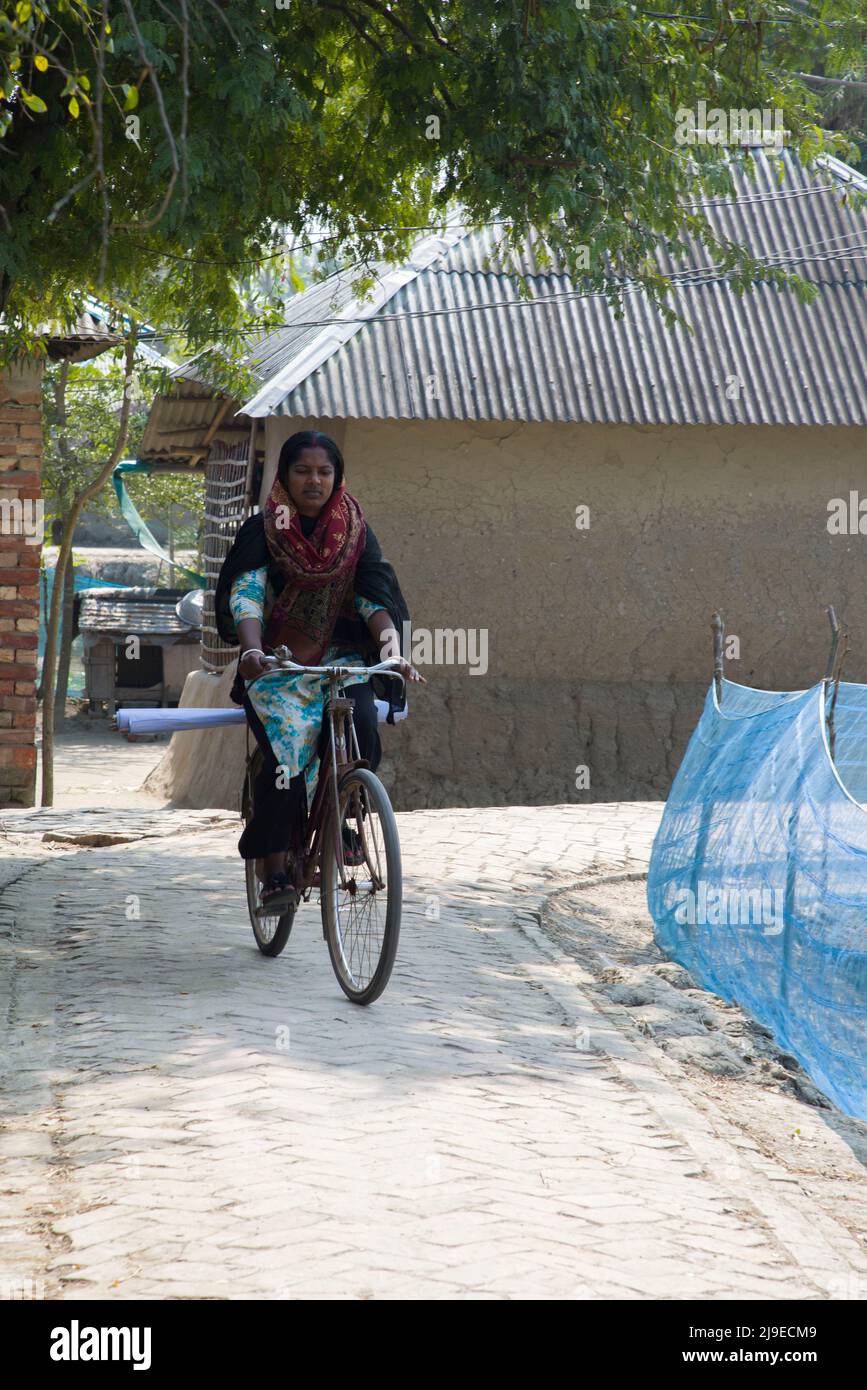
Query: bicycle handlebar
[[261, 651, 406, 686]]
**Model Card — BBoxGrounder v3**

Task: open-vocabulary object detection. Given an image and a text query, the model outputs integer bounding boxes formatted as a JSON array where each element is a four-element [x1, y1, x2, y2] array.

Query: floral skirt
[[243, 644, 370, 804]]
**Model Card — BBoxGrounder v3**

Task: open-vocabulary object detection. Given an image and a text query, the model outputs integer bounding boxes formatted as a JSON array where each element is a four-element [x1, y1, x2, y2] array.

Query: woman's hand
[[368, 616, 426, 684], [239, 649, 272, 681], [391, 656, 426, 685], [237, 617, 269, 681]]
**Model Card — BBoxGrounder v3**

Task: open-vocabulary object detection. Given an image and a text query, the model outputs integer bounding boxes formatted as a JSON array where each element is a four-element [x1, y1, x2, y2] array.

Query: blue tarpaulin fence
[[647, 677, 867, 1120]]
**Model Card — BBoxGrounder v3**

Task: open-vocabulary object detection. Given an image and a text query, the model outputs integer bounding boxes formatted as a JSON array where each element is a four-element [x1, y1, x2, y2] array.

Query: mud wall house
[[139, 144, 867, 813], [0, 315, 119, 807]]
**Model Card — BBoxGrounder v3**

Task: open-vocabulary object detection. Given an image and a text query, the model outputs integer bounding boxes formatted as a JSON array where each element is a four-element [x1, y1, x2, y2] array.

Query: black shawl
[[215, 512, 411, 719]]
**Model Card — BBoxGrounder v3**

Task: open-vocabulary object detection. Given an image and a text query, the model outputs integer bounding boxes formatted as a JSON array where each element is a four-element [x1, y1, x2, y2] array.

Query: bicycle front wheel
[[320, 767, 402, 1004]]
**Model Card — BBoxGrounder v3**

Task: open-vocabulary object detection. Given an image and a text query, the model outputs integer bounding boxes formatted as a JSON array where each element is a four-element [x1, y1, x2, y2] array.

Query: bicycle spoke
[[352, 788, 385, 890], [321, 768, 401, 1004]]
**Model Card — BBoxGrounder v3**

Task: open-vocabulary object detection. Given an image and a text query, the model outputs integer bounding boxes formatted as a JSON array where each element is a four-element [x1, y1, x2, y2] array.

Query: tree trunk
[[41, 337, 137, 807], [36, 565, 49, 703], [53, 549, 76, 727]]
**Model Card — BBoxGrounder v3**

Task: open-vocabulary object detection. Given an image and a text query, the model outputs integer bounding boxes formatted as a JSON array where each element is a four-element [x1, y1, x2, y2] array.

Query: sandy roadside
[[544, 868, 867, 1272], [34, 710, 168, 811]]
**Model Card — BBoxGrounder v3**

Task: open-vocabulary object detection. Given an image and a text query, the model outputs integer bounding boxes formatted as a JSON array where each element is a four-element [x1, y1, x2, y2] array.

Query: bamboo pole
[[823, 606, 840, 683], [711, 611, 725, 705], [824, 606, 844, 764], [243, 418, 258, 517], [828, 632, 850, 765]]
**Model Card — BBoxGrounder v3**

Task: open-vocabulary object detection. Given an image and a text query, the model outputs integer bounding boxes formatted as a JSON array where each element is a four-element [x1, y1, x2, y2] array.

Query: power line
[[739, 224, 867, 265], [629, 7, 862, 30], [124, 219, 473, 269], [794, 71, 867, 92], [123, 174, 865, 274], [134, 245, 867, 342], [678, 179, 839, 211]]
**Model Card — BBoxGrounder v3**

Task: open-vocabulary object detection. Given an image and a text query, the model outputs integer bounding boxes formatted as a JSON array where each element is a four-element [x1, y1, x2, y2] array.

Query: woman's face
[[286, 446, 336, 517]]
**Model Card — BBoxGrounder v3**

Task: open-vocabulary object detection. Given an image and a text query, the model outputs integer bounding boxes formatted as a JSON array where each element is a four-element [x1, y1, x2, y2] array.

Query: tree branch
[[316, 3, 390, 61], [356, 0, 437, 55]]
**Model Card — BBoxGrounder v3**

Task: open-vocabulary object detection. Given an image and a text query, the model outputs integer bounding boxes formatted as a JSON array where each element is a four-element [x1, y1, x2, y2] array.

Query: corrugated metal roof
[[241, 148, 867, 427], [139, 389, 243, 461], [39, 310, 121, 363], [168, 264, 390, 395], [241, 223, 469, 416], [79, 594, 194, 635], [245, 271, 371, 382]]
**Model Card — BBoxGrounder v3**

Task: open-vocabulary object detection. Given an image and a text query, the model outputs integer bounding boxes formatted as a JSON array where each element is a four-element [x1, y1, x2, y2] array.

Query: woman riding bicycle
[[215, 431, 423, 904]]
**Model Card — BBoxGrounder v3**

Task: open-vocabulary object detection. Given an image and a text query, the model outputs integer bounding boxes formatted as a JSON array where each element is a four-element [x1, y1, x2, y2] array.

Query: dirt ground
[[5, 712, 865, 1296], [22, 712, 867, 1281], [36, 705, 168, 810], [543, 868, 867, 1266]]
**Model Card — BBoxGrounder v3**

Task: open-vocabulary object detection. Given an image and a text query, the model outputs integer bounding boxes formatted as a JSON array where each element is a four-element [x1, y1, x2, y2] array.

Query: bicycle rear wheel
[[242, 750, 296, 958], [320, 767, 402, 1004], [245, 857, 296, 957]]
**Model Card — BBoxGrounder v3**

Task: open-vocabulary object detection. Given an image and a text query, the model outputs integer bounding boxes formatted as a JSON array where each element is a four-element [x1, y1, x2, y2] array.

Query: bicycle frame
[[249, 650, 404, 899]]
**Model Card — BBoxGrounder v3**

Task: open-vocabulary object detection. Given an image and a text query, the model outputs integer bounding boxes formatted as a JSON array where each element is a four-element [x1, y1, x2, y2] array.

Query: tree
[[3, 1, 866, 805], [42, 354, 152, 547], [2, 1, 865, 357], [40, 349, 156, 726], [39, 335, 137, 805], [41, 353, 205, 742], [790, 15, 867, 173]]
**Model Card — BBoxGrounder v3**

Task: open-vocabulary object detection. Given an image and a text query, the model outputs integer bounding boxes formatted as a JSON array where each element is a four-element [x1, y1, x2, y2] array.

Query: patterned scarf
[[262, 476, 367, 660]]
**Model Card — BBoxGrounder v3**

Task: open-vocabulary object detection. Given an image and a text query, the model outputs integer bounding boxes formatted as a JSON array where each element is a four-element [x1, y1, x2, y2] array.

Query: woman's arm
[[364, 607, 425, 684], [230, 568, 271, 680]]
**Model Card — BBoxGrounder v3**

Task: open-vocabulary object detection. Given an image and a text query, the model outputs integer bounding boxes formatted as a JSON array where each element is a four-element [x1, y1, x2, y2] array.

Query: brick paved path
[[1, 804, 864, 1299]]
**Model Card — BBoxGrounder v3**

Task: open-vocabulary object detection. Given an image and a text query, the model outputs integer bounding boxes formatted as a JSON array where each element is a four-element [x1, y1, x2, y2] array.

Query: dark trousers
[[238, 682, 381, 859]]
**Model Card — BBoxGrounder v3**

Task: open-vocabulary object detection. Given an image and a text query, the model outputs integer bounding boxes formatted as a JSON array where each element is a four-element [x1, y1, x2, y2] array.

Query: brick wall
[[0, 361, 42, 806]]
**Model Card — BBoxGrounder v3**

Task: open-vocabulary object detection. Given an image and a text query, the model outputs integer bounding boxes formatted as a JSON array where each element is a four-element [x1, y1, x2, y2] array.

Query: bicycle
[[241, 646, 405, 1005]]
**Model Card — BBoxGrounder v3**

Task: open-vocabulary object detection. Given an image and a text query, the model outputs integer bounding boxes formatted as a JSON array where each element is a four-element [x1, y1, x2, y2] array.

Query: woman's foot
[[261, 871, 293, 905], [341, 823, 366, 866]]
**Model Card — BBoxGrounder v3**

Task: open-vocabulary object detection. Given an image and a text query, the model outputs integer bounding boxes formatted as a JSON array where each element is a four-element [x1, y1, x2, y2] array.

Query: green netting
[[112, 461, 205, 588]]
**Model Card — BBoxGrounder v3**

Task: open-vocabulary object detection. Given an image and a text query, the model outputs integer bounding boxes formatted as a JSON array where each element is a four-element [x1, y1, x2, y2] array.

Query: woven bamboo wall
[[200, 439, 250, 672]]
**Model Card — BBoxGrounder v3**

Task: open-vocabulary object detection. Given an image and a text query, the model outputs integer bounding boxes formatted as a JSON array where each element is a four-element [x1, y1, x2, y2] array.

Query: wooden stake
[[711, 611, 725, 705]]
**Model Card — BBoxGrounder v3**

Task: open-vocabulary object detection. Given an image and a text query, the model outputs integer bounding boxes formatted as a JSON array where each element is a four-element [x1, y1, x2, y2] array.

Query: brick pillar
[[0, 360, 42, 807]]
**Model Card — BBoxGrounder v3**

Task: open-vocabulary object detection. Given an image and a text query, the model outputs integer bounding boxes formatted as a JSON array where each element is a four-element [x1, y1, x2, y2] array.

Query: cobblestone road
[[2, 802, 865, 1300]]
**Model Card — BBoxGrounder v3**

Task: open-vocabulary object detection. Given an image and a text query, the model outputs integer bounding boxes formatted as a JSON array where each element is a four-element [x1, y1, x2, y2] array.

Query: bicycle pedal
[[256, 890, 297, 916]]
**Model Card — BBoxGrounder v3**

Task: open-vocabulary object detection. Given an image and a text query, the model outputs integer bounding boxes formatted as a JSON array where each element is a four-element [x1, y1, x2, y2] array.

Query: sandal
[[341, 824, 366, 866], [261, 871, 294, 906]]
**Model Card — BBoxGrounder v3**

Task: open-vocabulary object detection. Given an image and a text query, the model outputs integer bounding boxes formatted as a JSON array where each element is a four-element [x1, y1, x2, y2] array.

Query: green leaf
[[68, 96, 80, 119], [1, 0, 862, 364], [21, 91, 47, 113]]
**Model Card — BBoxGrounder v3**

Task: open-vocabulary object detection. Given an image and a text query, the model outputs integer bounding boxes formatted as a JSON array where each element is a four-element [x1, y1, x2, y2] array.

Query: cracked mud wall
[[153, 414, 867, 809]]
